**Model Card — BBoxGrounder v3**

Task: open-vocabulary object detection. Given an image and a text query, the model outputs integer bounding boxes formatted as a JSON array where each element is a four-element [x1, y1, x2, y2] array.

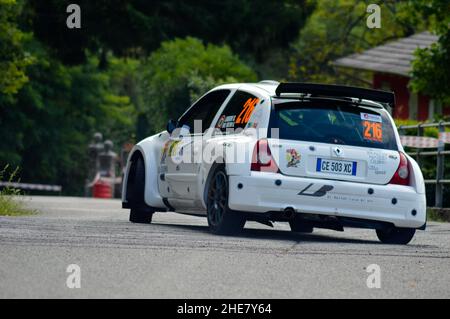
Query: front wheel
[[207, 167, 245, 235], [128, 156, 154, 224], [376, 227, 416, 245]]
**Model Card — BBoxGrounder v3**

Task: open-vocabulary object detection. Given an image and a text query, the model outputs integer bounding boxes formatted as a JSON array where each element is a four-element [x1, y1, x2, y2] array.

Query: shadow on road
[[153, 222, 379, 245]]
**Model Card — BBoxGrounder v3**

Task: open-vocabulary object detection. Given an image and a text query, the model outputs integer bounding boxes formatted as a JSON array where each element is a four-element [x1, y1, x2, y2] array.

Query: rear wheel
[[376, 227, 415, 245], [128, 156, 154, 224], [207, 167, 245, 235]]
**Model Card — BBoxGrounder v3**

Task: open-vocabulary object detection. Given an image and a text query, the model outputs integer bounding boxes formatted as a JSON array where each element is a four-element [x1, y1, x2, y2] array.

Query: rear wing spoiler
[[275, 82, 395, 106]]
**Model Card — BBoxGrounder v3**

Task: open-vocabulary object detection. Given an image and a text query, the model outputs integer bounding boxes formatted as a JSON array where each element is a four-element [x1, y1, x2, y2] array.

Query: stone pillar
[[85, 132, 104, 196], [98, 140, 117, 196]]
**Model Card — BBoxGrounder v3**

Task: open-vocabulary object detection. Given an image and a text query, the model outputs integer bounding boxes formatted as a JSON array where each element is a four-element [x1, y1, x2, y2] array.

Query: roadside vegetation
[[0, 0, 448, 196], [0, 165, 34, 216], [427, 208, 450, 222]]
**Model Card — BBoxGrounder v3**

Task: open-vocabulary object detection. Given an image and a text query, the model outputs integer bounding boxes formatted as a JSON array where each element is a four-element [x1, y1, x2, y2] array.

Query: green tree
[[0, 0, 33, 95], [2, 0, 310, 195], [0, 0, 146, 195], [140, 37, 257, 137], [26, 0, 312, 70], [410, 0, 450, 105], [0, 39, 138, 194], [288, 0, 423, 85], [98, 56, 142, 146]]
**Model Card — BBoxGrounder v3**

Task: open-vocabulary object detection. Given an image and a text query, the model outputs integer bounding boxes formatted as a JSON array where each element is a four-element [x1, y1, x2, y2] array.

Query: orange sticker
[[363, 121, 383, 142], [235, 98, 259, 124]]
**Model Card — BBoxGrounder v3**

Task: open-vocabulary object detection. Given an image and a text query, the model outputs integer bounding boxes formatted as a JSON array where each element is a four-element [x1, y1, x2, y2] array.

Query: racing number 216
[[235, 98, 259, 124], [363, 121, 382, 142]]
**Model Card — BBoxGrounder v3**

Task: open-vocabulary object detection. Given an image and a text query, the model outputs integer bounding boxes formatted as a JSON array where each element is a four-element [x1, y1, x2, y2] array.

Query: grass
[[427, 208, 450, 223], [0, 165, 35, 216]]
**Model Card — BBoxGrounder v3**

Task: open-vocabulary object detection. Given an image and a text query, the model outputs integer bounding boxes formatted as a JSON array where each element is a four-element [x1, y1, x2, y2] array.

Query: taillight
[[251, 139, 279, 173], [389, 152, 410, 186]]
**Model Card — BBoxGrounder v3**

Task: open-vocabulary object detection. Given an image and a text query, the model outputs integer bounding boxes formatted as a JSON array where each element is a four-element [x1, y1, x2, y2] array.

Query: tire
[[128, 156, 154, 224], [376, 227, 416, 245], [206, 166, 245, 235], [289, 217, 313, 233]]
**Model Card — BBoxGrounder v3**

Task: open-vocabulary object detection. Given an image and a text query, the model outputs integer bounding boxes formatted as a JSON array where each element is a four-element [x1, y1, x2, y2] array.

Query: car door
[[192, 89, 264, 201], [164, 89, 231, 208]]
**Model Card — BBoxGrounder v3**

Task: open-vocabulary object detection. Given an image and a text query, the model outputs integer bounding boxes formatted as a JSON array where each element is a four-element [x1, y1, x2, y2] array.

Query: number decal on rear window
[[235, 98, 259, 124], [363, 120, 383, 142]]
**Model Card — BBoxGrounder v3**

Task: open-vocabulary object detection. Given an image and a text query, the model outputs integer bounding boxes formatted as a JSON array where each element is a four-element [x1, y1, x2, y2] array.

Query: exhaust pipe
[[284, 207, 296, 219]]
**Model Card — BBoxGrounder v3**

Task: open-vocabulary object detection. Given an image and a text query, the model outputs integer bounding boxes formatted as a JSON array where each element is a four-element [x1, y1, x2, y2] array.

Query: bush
[[140, 37, 257, 137], [0, 165, 33, 216]]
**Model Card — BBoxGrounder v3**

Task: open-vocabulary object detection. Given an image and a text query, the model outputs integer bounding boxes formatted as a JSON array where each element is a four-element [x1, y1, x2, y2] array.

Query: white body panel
[[228, 172, 426, 228], [123, 82, 427, 229], [270, 139, 400, 185], [122, 132, 169, 209]]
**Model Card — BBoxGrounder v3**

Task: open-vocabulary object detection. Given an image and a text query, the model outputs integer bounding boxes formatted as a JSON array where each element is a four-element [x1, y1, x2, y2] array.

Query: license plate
[[316, 158, 357, 176]]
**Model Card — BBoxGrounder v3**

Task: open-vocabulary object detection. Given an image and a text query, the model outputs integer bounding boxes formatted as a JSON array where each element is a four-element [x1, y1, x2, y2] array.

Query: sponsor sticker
[[367, 151, 387, 165], [221, 115, 236, 129], [286, 148, 301, 167], [216, 115, 226, 128], [360, 112, 382, 123], [168, 140, 181, 156], [246, 121, 258, 129], [160, 141, 170, 163]]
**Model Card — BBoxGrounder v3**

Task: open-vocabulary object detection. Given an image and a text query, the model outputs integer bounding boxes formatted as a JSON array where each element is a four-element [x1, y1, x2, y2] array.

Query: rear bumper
[[228, 172, 426, 229]]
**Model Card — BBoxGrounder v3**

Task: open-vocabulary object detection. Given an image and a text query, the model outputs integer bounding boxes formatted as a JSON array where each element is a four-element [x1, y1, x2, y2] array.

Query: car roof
[[213, 81, 386, 109], [213, 81, 279, 96]]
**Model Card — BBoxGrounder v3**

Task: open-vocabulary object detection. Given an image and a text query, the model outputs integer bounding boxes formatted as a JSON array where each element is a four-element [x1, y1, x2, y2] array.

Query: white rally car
[[122, 81, 426, 245]]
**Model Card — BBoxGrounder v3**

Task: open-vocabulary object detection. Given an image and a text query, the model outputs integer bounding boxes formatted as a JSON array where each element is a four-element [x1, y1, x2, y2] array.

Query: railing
[[398, 121, 450, 208], [0, 182, 62, 193]]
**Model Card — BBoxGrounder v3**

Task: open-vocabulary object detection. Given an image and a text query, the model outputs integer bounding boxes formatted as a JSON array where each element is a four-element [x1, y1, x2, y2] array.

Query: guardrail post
[[435, 121, 445, 208], [417, 123, 423, 166]]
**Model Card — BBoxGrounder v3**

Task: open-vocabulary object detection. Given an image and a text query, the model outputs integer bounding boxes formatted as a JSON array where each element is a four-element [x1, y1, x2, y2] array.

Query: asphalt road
[[0, 196, 449, 298]]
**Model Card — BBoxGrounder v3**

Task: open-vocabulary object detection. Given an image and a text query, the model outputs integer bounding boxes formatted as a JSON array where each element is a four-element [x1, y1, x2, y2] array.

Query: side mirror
[[166, 119, 177, 134]]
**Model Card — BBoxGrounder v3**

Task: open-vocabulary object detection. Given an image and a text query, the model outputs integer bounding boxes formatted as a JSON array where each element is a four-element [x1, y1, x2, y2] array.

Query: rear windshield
[[269, 100, 398, 150]]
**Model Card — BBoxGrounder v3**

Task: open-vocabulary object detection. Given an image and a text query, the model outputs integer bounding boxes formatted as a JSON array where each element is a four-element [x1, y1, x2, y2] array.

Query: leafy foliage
[[0, 0, 34, 95], [0, 164, 34, 216], [287, 0, 425, 85], [0, 39, 138, 194], [409, 0, 450, 104], [2, 1, 261, 194], [26, 0, 312, 67], [0, 0, 448, 197], [140, 37, 257, 136]]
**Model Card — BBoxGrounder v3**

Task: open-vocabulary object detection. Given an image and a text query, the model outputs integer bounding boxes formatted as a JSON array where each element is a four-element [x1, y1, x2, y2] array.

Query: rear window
[[269, 101, 398, 150]]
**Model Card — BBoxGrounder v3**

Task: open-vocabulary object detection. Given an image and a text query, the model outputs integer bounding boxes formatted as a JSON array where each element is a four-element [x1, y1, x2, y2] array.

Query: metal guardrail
[[0, 182, 62, 193], [398, 121, 449, 208]]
